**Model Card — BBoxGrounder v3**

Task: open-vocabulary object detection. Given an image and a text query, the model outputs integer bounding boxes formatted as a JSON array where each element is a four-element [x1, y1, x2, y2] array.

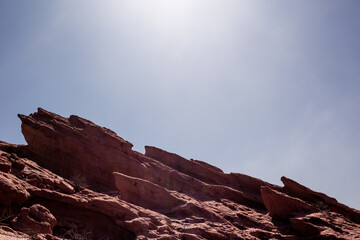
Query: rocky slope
[[0, 108, 359, 239]]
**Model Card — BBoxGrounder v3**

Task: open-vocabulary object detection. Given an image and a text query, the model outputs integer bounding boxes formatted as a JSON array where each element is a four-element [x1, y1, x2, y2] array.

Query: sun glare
[[104, 0, 199, 33]]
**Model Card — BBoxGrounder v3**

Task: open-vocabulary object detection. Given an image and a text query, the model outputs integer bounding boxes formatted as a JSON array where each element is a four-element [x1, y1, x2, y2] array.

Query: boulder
[[11, 204, 56, 235]]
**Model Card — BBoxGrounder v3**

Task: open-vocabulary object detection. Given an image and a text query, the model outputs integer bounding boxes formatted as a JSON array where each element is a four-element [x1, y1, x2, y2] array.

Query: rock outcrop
[[0, 108, 359, 239], [261, 186, 318, 219], [0, 172, 30, 205]]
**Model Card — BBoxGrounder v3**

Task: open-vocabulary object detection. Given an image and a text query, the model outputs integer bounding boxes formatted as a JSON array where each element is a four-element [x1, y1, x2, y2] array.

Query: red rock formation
[[0, 172, 30, 205], [261, 186, 318, 219], [282, 176, 360, 224], [11, 204, 56, 235], [0, 108, 359, 239], [113, 172, 186, 211]]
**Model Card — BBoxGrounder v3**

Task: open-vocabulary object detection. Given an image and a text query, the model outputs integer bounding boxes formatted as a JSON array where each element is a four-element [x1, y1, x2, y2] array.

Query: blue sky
[[1, 1, 359, 209]]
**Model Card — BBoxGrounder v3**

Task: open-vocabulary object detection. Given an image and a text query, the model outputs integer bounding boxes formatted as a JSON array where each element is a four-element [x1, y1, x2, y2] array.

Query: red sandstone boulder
[[11, 204, 56, 235]]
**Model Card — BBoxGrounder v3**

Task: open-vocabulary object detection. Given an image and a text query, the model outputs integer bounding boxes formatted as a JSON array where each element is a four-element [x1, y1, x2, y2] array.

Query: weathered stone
[[113, 172, 185, 211], [11, 204, 56, 235], [290, 217, 321, 237], [0, 172, 30, 205], [282, 176, 360, 224], [0, 155, 11, 172], [261, 186, 317, 219], [0, 108, 358, 239]]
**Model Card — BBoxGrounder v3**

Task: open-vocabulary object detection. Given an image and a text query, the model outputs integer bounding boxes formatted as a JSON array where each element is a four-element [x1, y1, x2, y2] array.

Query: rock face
[[0, 108, 359, 239]]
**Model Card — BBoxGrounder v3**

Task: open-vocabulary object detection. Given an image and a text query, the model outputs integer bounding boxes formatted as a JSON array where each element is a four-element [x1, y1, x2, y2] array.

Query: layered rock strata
[[0, 108, 359, 239]]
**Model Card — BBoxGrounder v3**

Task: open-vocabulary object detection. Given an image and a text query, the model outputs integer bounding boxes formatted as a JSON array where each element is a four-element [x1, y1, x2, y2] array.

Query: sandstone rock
[[282, 176, 338, 205], [113, 172, 185, 211], [282, 176, 360, 224], [145, 146, 278, 199], [11, 204, 56, 235], [291, 212, 360, 239], [290, 217, 321, 237], [0, 172, 30, 205], [18, 108, 263, 207], [22, 163, 75, 194], [0, 108, 358, 239], [0, 226, 30, 240], [0, 155, 11, 173], [10, 154, 25, 171], [144, 146, 225, 184], [261, 186, 317, 219]]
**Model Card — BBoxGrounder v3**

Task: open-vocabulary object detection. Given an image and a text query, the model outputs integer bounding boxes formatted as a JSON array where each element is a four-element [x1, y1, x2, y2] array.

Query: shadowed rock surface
[[0, 108, 359, 239]]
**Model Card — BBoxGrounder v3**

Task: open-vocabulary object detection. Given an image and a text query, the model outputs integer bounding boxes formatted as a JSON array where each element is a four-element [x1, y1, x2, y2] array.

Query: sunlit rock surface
[[0, 108, 359, 239]]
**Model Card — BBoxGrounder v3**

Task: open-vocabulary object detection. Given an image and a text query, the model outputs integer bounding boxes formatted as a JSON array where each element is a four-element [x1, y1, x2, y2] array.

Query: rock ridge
[[0, 108, 359, 239]]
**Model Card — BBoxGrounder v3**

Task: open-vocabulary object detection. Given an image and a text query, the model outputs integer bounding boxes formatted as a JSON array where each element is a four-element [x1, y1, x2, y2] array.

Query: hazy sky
[[1, 1, 359, 209]]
